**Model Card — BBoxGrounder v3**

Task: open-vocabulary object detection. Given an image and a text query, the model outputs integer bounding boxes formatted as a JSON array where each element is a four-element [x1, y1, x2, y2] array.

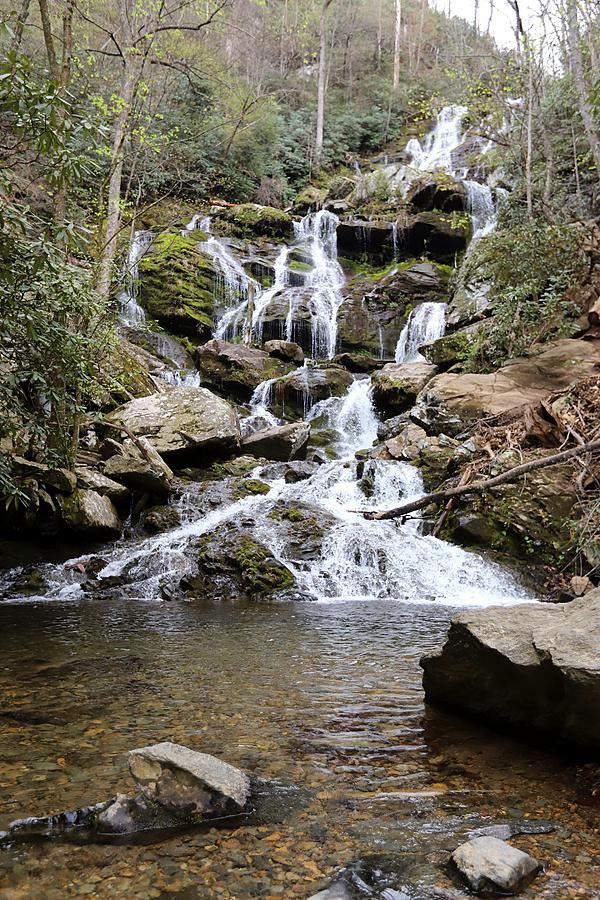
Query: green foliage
[[461, 222, 586, 370]]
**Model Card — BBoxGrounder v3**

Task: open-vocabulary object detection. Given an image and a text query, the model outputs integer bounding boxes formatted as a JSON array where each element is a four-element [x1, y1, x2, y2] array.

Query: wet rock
[[405, 211, 469, 262], [11, 456, 76, 494], [241, 422, 310, 462], [376, 413, 412, 441], [406, 174, 466, 212], [104, 455, 173, 500], [109, 386, 240, 464], [195, 339, 291, 401], [263, 339, 304, 365], [420, 321, 490, 370], [308, 885, 352, 900], [371, 362, 438, 417], [2, 567, 48, 599], [336, 219, 394, 263], [138, 230, 216, 340], [143, 505, 182, 534], [283, 461, 320, 483], [451, 837, 540, 896], [58, 490, 122, 540], [270, 364, 353, 417], [129, 742, 250, 817], [333, 352, 383, 373], [188, 525, 295, 601], [421, 589, 600, 751], [75, 466, 131, 507], [96, 793, 183, 835], [412, 339, 600, 436]]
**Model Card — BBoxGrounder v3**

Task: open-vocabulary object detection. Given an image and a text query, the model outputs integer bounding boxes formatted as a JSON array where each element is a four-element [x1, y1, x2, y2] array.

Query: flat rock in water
[[241, 422, 310, 462], [421, 589, 600, 751], [109, 387, 240, 463], [128, 742, 250, 817], [452, 836, 539, 895]]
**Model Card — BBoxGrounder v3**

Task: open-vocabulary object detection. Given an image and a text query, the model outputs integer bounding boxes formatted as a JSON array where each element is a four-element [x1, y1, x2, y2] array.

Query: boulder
[[412, 339, 600, 436], [143, 505, 182, 534], [195, 339, 291, 401], [241, 422, 310, 462], [128, 742, 250, 817], [58, 489, 122, 540], [269, 364, 353, 418], [404, 211, 469, 262], [108, 386, 240, 464], [75, 466, 131, 506], [11, 456, 76, 494], [333, 352, 383, 373], [211, 203, 293, 238], [103, 455, 173, 499], [421, 590, 600, 751], [336, 219, 394, 263], [188, 526, 295, 601], [452, 837, 540, 895], [420, 320, 490, 369], [406, 174, 466, 212], [263, 339, 304, 365], [96, 793, 183, 835], [371, 362, 438, 417]]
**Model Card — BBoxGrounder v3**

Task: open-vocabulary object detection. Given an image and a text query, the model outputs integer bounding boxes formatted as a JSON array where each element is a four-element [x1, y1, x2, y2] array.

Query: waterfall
[[206, 237, 261, 341], [117, 230, 153, 326], [251, 246, 290, 343], [241, 378, 280, 435], [464, 180, 497, 242], [293, 210, 345, 359], [395, 302, 447, 363], [406, 105, 468, 175]]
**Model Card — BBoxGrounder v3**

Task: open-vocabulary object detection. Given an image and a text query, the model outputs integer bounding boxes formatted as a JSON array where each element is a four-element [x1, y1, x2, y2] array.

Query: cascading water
[[205, 236, 261, 341], [293, 210, 345, 359], [406, 105, 468, 175], [251, 246, 290, 343], [118, 230, 153, 326], [395, 302, 447, 363]]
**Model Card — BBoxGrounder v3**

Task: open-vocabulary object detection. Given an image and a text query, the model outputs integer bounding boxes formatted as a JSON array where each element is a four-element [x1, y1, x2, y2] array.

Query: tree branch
[[363, 439, 600, 522]]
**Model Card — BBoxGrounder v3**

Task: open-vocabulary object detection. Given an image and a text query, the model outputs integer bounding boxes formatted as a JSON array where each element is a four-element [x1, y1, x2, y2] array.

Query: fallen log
[[363, 438, 600, 522]]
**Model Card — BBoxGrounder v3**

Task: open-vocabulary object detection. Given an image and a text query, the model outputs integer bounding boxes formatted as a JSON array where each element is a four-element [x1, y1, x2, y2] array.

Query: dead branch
[[363, 438, 600, 522]]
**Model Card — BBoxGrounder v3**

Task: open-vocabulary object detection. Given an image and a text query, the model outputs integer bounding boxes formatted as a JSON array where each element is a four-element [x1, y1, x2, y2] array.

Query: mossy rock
[[213, 204, 293, 239], [138, 230, 216, 339], [233, 478, 271, 499], [190, 526, 294, 601], [292, 185, 328, 214]]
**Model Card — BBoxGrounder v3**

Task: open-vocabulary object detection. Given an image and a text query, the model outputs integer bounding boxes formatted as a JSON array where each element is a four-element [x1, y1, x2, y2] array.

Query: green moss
[[268, 505, 304, 522], [216, 204, 293, 239], [138, 230, 215, 339], [233, 478, 271, 499], [234, 536, 294, 597]]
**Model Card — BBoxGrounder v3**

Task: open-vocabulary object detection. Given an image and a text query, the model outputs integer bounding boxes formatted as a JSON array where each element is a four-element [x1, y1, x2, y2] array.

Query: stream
[[1, 108, 599, 898]]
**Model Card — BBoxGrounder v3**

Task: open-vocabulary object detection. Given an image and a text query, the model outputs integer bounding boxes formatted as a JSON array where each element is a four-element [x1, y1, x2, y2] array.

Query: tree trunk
[[526, 40, 534, 219], [566, 0, 600, 186], [314, 0, 332, 172], [393, 0, 401, 90], [10, 0, 32, 54], [54, 0, 74, 231], [363, 439, 600, 522], [96, 59, 141, 298], [38, 0, 59, 79]]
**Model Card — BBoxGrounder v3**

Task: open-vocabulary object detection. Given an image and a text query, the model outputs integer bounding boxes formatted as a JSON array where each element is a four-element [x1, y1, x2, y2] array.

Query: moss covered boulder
[[195, 339, 293, 401], [269, 364, 353, 418], [138, 230, 216, 339], [443, 450, 578, 564], [58, 489, 122, 540], [371, 362, 438, 417], [187, 527, 295, 601], [420, 321, 489, 370], [211, 204, 293, 239]]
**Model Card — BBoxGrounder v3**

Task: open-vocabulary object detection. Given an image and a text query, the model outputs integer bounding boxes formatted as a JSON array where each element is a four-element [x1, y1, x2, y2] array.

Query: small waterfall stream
[[395, 302, 447, 363], [118, 230, 153, 326]]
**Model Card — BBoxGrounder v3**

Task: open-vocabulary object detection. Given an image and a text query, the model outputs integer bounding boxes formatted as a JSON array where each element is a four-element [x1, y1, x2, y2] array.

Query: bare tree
[[393, 0, 402, 89], [566, 0, 600, 186], [315, 0, 334, 171]]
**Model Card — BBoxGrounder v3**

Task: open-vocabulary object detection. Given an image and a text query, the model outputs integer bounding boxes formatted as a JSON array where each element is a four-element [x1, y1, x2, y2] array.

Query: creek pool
[[0, 596, 598, 898]]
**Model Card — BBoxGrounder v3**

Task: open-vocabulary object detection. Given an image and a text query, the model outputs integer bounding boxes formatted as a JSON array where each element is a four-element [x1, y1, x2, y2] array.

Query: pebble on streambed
[[0, 742, 305, 846]]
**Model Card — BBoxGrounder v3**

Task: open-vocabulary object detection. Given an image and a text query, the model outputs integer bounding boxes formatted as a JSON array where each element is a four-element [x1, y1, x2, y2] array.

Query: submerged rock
[[241, 422, 310, 462], [421, 590, 600, 751], [129, 741, 250, 817], [109, 386, 240, 464], [452, 836, 540, 896]]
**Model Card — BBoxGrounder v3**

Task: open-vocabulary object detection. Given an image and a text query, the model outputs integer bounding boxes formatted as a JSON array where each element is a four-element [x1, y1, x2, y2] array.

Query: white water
[[293, 210, 345, 359], [251, 246, 290, 343], [395, 302, 447, 363], [406, 105, 468, 175], [18, 374, 535, 609], [118, 230, 153, 326], [241, 377, 281, 434]]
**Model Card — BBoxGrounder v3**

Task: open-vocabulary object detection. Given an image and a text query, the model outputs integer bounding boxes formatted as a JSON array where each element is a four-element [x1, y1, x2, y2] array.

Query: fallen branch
[[363, 439, 600, 522]]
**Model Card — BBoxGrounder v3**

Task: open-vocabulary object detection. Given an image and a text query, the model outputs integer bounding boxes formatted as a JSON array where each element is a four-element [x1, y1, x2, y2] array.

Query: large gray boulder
[[241, 422, 310, 462], [452, 836, 539, 895], [75, 466, 131, 506], [103, 455, 173, 499], [371, 362, 438, 417], [412, 338, 600, 435], [58, 489, 122, 539], [195, 339, 291, 401], [109, 386, 240, 463], [421, 590, 600, 751], [128, 742, 250, 818]]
